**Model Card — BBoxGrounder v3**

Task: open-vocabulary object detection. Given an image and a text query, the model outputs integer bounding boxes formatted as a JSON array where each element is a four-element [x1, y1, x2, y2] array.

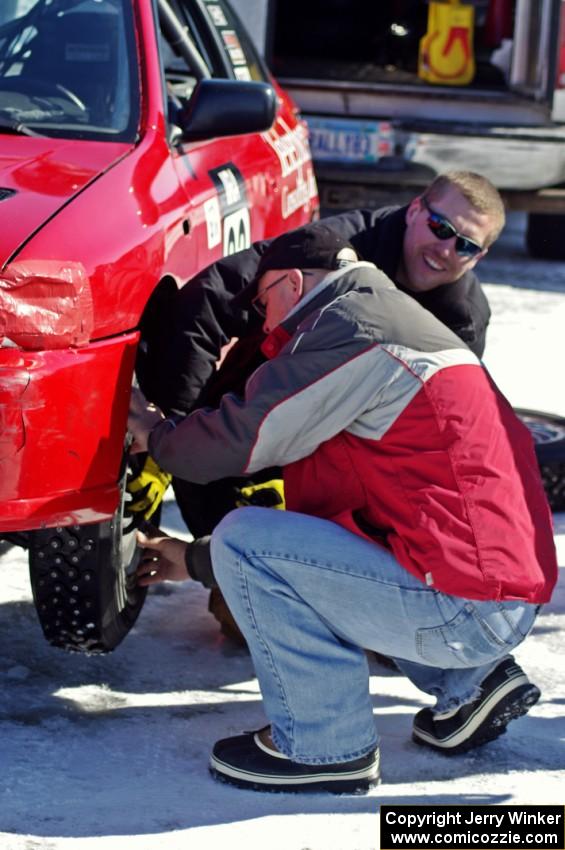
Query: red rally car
[[0, 0, 319, 652]]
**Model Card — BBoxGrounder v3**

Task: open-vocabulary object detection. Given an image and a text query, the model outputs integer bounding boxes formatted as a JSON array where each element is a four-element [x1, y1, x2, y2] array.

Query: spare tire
[[526, 212, 565, 261], [515, 408, 565, 512]]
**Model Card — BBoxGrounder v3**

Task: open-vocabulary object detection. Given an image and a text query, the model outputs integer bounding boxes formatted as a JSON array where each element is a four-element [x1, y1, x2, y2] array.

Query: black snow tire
[[515, 408, 565, 512], [526, 212, 565, 261], [28, 464, 147, 653]]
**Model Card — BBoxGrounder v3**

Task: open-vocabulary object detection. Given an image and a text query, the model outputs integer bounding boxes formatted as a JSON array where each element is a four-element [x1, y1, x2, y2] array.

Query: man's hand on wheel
[[136, 529, 189, 586], [125, 455, 172, 529], [127, 386, 164, 453]]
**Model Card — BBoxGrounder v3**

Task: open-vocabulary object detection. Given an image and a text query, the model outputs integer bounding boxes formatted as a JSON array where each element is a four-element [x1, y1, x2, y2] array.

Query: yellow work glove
[[235, 479, 285, 510], [125, 455, 172, 529]]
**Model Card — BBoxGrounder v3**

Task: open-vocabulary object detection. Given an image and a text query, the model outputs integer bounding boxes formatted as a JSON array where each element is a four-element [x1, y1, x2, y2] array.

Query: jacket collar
[[370, 205, 407, 280], [261, 261, 392, 359]]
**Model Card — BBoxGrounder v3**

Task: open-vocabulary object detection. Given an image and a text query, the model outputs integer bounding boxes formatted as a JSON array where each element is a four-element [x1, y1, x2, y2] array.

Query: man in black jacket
[[134, 170, 505, 638], [141, 171, 503, 415]]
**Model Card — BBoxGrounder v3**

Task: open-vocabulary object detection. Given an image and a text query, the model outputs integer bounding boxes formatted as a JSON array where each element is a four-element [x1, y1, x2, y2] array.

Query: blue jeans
[[211, 507, 540, 765]]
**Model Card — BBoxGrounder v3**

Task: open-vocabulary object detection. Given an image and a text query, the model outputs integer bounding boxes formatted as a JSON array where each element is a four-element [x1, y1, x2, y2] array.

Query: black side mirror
[[178, 79, 277, 143]]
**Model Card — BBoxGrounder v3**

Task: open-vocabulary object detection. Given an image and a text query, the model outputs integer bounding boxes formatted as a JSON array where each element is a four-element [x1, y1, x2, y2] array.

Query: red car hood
[[0, 136, 133, 269]]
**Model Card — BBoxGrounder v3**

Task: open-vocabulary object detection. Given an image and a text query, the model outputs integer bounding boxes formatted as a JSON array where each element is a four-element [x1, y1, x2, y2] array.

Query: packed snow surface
[[1, 215, 564, 849]]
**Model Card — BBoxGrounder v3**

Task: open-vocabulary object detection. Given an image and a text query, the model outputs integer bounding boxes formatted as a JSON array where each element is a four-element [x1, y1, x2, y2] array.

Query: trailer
[[235, 0, 565, 258]]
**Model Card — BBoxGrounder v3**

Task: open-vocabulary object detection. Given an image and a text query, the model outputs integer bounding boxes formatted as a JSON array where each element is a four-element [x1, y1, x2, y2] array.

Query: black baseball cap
[[232, 224, 356, 312], [255, 223, 355, 280]]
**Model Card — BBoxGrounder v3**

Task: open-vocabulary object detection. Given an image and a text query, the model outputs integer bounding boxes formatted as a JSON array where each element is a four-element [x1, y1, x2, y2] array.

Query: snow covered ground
[[1, 214, 564, 850]]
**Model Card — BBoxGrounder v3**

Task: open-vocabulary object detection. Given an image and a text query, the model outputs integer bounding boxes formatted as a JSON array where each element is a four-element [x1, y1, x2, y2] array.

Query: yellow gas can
[[418, 0, 476, 85]]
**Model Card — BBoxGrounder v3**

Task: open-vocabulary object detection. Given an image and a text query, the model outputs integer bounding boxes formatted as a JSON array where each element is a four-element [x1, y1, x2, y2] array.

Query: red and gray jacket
[[149, 262, 557, 604]]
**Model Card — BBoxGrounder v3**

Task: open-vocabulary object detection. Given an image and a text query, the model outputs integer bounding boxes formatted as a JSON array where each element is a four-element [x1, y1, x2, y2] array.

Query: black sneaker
[[412, 658, 540, 755], [209, 729, 380, 793]]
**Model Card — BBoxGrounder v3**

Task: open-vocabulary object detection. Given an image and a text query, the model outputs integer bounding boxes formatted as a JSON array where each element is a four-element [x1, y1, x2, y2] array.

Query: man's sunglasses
[[251, 272, 288, 318], [422, 197, 484, 258], [251, 270, 314, 318]]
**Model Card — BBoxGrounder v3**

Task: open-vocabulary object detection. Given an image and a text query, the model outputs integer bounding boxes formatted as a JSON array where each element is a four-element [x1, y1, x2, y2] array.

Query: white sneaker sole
[[209, 750, 380, 793], [413, 674, 540, 752]]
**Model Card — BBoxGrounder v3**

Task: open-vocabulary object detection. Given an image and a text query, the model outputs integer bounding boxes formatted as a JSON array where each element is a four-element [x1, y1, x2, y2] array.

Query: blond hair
[[424, 171, 506, 248]]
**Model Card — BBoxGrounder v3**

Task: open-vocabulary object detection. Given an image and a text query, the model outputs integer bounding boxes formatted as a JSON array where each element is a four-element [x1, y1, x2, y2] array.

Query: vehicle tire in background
[[28, 459, 146, 653], [526, 212, 565, 260], [515, 408, 565, 512]]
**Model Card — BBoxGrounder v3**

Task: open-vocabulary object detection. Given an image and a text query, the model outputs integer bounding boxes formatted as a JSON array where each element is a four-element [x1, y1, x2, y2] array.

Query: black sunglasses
[[251, 270, 315, 318], [251, 272, 288, 318], [422, 197, 484, 258]]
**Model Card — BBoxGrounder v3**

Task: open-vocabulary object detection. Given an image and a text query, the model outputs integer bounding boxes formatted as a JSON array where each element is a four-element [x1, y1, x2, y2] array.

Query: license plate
[[306, 117, 393, 164]]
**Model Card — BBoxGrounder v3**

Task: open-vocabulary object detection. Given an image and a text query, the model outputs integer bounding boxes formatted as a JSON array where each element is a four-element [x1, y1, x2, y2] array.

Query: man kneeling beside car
[[128, 225, 557, 794]]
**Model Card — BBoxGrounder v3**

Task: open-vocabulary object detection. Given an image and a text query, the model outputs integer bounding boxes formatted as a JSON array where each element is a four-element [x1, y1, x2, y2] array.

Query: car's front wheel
[[28, 463, 147, 653]]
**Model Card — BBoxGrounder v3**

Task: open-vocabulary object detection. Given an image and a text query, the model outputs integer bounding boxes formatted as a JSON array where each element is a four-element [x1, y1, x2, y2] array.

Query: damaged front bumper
[[0, 333, 138, 533]]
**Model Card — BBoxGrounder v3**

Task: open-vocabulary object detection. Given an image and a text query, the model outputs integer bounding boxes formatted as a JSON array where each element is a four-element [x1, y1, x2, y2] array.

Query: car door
[[156, 0, 318, 279]]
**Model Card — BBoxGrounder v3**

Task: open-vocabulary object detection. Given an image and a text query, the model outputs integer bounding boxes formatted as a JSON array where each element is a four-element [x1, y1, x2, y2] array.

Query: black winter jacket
[[139, 205, 491, 415]]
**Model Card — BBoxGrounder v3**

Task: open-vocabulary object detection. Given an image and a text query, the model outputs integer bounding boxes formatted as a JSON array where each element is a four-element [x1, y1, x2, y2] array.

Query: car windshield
[[0, 0, 139, 141]]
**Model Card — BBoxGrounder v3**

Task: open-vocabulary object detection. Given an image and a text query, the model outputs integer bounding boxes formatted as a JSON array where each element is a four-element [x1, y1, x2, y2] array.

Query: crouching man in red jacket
[[128, 224, 557, 794]]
